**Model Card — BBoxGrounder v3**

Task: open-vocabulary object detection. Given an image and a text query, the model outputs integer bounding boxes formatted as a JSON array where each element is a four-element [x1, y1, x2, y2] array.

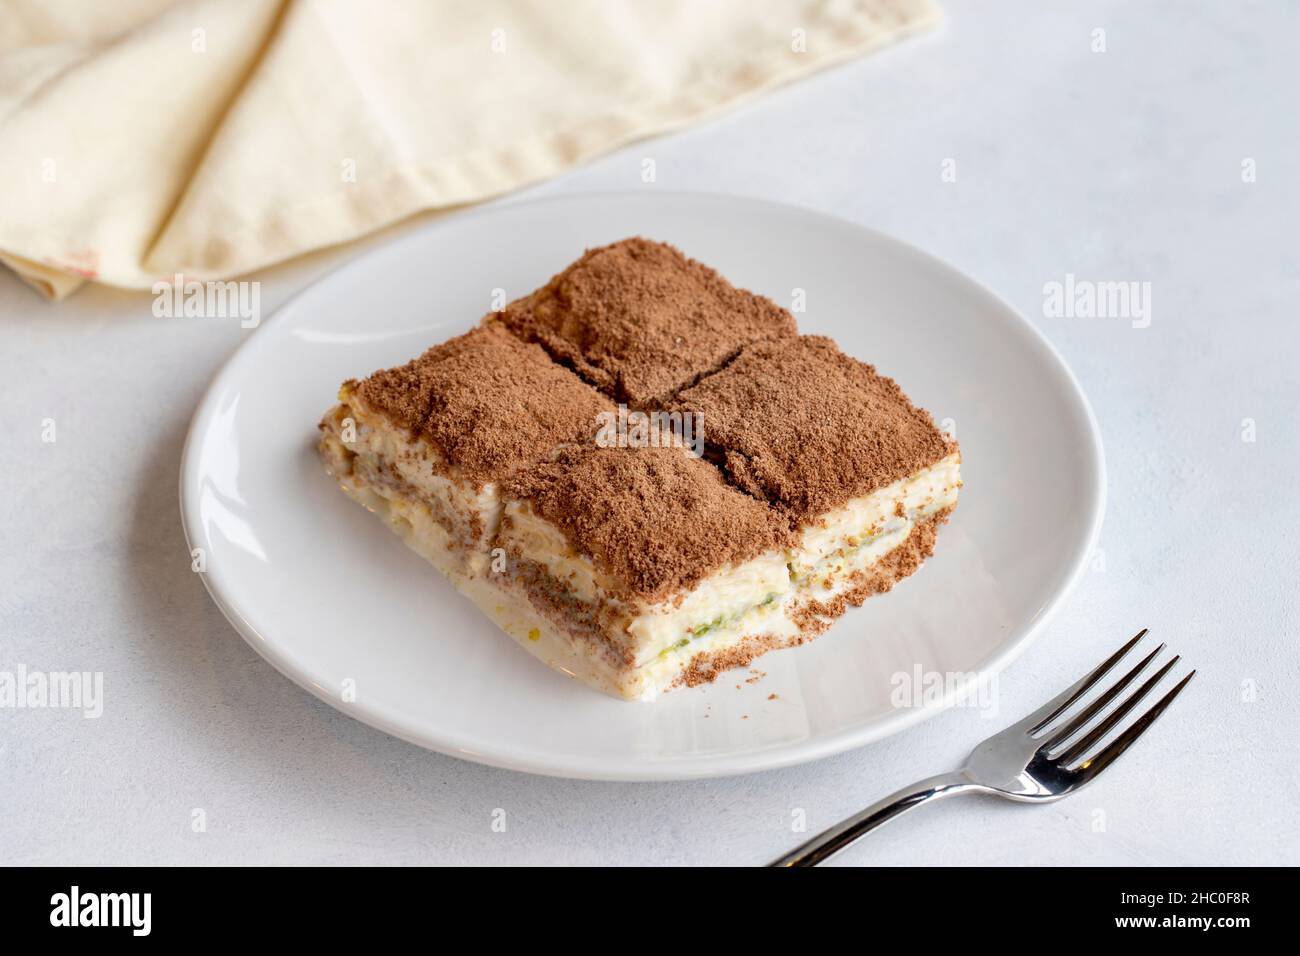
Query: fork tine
[[1055, 655, 1180, 766], [1043, 643, 1165, 751], [1024, 628, 1147, 734], [1072, 671, 1196, 781]]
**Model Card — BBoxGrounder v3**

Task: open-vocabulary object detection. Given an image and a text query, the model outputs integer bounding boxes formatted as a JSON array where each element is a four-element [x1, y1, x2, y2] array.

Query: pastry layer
[[317, 439, 953, 700], [790, 451, 961, 603], [792, 508, 955, 634], [490, 441, 798, 697], [320, 426, 466, 579], [319, 404, 492, 578], [487, 444, 959, 699], [498, 497, 794, 678]]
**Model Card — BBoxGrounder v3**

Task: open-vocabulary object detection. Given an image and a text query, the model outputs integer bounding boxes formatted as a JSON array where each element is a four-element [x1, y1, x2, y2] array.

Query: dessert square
[[496, 237, 797, 406], [492, 441, 797, 700], [671, 335, 961, 625], [318, 240, 961, 700], [318, 323, 614, 579]]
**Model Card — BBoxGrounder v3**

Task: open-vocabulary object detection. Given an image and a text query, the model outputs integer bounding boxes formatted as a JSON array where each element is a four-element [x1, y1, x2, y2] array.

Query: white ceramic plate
[[180, 192, 1104, 781]]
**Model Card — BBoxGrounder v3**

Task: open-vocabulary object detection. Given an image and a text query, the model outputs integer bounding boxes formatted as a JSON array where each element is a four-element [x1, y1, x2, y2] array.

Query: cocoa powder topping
[[505, 442, 792, 603], [673, 336, 953, 518], [496, 237, 797, 406], [351, 324, 612, 485]]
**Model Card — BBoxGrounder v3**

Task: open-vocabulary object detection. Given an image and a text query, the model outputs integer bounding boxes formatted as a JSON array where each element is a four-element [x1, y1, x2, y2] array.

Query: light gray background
[[3, 1, 1297, 865]]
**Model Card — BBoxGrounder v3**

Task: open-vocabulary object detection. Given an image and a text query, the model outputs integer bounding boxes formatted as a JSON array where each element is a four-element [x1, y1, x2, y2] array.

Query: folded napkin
[[0, 0, 938, 300]]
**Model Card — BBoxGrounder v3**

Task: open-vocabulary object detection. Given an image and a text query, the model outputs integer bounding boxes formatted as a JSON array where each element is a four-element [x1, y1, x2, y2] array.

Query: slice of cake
[[496, 237, 797, 406], [318, 240, 961, 700], [491, 441, 796, 700], [318, 323, 613, 580], [671, 335, 961, 630]]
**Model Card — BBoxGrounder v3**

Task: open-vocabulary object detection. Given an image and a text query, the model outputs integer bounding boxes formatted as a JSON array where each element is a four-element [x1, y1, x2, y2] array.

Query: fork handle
[[769, 771, 976, 867]]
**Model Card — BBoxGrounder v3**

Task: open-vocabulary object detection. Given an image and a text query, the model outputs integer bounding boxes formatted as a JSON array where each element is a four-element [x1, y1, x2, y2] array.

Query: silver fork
[[770, 629, 1194, 867]]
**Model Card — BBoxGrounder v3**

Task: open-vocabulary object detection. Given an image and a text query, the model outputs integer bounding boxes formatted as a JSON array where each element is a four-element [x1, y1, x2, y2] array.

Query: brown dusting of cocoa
[[496, 237, 797, 406], [504, 442, 792, 604], [350, 324, 612, 486], [673, 335, 954, 520]]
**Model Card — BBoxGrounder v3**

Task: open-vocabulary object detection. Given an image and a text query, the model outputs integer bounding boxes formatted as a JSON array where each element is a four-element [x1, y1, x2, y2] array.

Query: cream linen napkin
[[0, 0, 939, 300]]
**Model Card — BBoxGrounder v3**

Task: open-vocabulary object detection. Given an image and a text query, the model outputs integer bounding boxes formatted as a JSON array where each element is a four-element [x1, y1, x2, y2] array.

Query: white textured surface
[[2, 1, 1297, 865]]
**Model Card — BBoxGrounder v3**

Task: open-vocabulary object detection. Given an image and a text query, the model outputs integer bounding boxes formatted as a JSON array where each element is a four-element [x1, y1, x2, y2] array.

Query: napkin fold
[[0, 0, 938, 300]]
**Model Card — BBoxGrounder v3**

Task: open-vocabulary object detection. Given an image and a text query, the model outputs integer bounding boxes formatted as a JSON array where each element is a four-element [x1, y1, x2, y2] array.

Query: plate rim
[[179, 190, 1106, 781]]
